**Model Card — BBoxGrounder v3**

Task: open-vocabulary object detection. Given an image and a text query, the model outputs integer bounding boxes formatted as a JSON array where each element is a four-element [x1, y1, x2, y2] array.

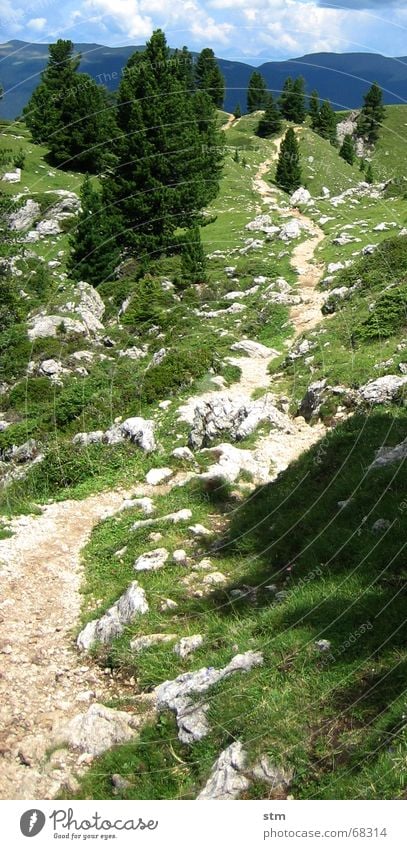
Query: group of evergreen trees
[[23, 33, 226, 284]]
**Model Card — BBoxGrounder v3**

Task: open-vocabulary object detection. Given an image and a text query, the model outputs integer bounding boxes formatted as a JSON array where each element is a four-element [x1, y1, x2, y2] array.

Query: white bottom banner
[[0, 800, 404, 849]]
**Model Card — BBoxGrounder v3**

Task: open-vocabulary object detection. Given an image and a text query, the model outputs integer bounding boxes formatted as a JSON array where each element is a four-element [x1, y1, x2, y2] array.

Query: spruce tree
[[315, 100, 337, 145], [357, 82, 386, 145], [280, 76, 306, 123], [194, 48, 225, 108], [103, 30, 223, 261], [23, 40, 114, 171], [365, 163, 374, 184], [339, 133, 355, 165], [181, 226, 207, 283], [233, 103, 242, 119], [309, 89, 320, 129], [247, 71, 267, 113], [256, 94, 282, 138], [68, 175, 120, 286], [292, 77, 306, 123], [275, 127, 302, 193]]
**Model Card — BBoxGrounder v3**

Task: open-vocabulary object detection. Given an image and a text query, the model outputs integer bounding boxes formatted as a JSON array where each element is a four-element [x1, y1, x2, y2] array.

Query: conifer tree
[[315, 100, 337, 145], [256, 94, 282, 138], [357, 82, 386, 145], [103, 30, 223, 261], [23, 40, 115, 171], [365, 163, 374, 184], [181, 226, 207, 283], [68, 175, 120, 285], [280, 76, 306, 123], [233, 103, 242, 119], [247, 71, 267, 113], [308, 89, 320, 129], [339, 133, 355, 165], [275, 127, 302, 193], [194, 48, 225, 107]]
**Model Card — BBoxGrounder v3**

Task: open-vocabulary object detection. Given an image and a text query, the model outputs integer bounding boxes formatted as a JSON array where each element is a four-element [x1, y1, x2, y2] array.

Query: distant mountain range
[[0, 40, 406, 120]]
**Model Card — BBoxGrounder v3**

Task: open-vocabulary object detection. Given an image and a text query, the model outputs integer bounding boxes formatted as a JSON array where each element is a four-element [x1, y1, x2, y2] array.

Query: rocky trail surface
[[0, 140, 329, 799]]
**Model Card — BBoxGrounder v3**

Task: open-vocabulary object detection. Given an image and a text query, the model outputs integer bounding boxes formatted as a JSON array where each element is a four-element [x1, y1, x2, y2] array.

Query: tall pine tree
[[247, 71, 267, 113], [102, 31, 223, 262], [314, 100, 337, 145], [280, 76, 306, 123], [194, 48, 225, 108], [275, 127, 302, 193], [68, 175, 120, 286], [357, 82, 386, 145], [339, 133, 355, 165], [256, 94, 282, 138], [23, 40, 115, 171]]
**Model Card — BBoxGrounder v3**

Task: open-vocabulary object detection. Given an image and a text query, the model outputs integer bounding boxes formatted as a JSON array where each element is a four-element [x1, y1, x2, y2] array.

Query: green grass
[[64, 410, 407, 801]]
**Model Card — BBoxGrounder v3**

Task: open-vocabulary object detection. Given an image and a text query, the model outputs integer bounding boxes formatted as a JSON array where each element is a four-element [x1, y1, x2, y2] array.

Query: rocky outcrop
[[197, 742, 250, 800], [58, 703, 140, 757], [189, 394, 292, 450], [370, 438, 407, 469], [73, 417, 156, 453], [133, 548, 169, 572], [358, 375, 407, 405], [77, 581, 149, 651], [154, 651, 263, 744], [8, 199, 41, 231]]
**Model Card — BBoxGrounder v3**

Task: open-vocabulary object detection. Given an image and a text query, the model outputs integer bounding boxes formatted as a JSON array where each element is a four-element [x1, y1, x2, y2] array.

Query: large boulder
[[290, 187, 312, 207], [27, 315, 87, 341], [230, 340, 277, 359], [77, 581, 149, 651], [59, 703, 140, 757], [154, 651, 263, 744], [103, 417, 156, 453], [358, 375, 407, 405], [2, 168, 21, 183], [189, 394, 292, 450], [8, 199, 41, 231], [197, 742, 249, 800]]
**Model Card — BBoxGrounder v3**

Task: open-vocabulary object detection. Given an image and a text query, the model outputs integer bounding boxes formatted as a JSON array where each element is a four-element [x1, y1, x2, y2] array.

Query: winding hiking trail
[[0, 132, 328, 800]]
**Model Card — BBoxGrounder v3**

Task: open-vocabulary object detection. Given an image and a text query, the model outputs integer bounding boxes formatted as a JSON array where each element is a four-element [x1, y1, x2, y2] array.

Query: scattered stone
[[174, 635, 204, 659], [189, 394, 292, 450], [315, 640, 332, 653], [119, 497, 154, 515], [371, 518, 391, 534], [2, 168, 21, 183], [111, 773, 133, 792], [160, 598, 178, 612], [77, 582, 149, 651], [230, 339, 277, 359], [197, 742, 249, 800], [173, 549, 188, 565], [130, 634, 177, 652], [58, 703, 140, 757], [145, 467, 173, 486], [370, 438, 407, 469], [358, 375, 407, 405], [172, 446, 195, 463], [290, 187, 312, 206], [8, 199, 40, 231], [202, 572, 227, 586], [251, 755, 293, 790], [133, 548, 169, 572], [188, 524, 212, 538], [154, 651, 263, 744]]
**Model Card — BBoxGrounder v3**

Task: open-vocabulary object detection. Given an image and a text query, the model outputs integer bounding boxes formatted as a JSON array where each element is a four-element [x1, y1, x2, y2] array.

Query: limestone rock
[[133, 548, 169, 572], [172, 446, 195, 463], [2, 168, 21, 183], [189, 394, 291, 450], [174, 635, 204, 659], [358, 375, 407, 405], [8, 199, 40, 231], [251, 755, 293, 789], [230, 339, 277, 359], [370, 438, 407, 469], [77, 581, 149, 651], [27, 315, 87, 341], [145, 467, 173, 485], [60, 703, 140, 757], [290, 187, 312, 206], [130, 633, 177, 652], [197, 742, 249, 800]]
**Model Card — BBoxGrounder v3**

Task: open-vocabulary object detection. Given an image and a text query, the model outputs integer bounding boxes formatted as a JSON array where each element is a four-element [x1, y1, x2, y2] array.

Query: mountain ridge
[[0, 40, 406, 118]]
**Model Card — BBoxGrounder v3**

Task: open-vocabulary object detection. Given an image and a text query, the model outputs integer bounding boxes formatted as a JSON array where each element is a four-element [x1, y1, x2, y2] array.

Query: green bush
[[121, 276, 169, 330], [355, 283, 407, 341], [139, 346, 215, 403], [8, 377, 55, 413]]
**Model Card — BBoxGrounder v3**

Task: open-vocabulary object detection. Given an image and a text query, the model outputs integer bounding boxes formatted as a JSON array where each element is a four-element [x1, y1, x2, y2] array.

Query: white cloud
[[27, 17, 47, 31], [84, 0, 153, 39]]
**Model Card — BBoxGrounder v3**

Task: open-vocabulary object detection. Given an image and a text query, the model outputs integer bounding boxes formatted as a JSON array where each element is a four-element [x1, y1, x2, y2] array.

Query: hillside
[[0, 104, 406, 802], [1, 40, 407, 118]]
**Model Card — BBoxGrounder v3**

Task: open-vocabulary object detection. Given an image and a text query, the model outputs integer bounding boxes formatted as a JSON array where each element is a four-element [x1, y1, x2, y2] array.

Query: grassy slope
[[1, 113, 407, 800]]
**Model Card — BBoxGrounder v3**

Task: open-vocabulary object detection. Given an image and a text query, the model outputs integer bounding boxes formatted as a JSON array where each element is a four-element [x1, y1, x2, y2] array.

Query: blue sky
[[0, 0, 406, 61]]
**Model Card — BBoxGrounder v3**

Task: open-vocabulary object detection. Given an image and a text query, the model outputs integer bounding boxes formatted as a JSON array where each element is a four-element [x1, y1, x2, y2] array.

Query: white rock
[[130, 634, 177, 652], [59, 703, 140, 757], [231, 339, 277, 359], [202, 572, 227, 586], [358, 375, 407, 405], [188, 524, 212, 538], [172, 446, 195, 462], [290, 187, 311, 206], [174, 635, 204, 659], [145, 467, 173, 486], [27, 315, 87, 341], [2, 168, 21, 183], [77, 581, 149, 651], [173, 549, 188, 565], [370, 438, 407, 469], [197, 742, 249, 800], [133, 548, 169, 572], [8, 199, 40, 231]]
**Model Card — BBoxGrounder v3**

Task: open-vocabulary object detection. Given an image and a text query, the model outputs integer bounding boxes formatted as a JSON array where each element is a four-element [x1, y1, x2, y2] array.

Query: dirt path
[[0, 130, 328, 801]]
